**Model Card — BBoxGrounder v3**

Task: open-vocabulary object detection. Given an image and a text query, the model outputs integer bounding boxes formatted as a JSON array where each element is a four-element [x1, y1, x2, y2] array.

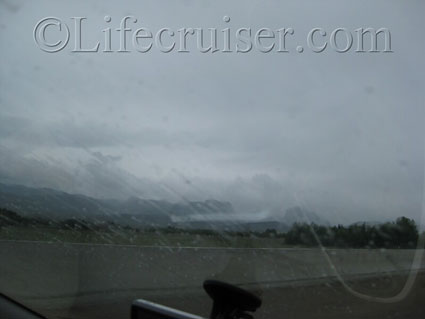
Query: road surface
[[1, 241, 424, 318]]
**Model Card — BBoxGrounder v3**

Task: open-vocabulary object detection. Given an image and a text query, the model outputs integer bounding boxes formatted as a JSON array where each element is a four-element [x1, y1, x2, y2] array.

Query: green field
[[0, 226, 288, 248]]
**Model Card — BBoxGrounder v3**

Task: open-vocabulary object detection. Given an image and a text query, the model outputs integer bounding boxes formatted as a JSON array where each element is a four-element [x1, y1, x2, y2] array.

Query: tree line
[[284, 217, 419, 248], [0, 207, 420, 248]]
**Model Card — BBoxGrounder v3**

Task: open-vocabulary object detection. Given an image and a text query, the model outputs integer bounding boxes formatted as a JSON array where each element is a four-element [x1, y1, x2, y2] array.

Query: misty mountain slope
[[0, 183, 235, 226], [0, 183, 333, 231], [0, 183, 115, 219], [270, 206, 330, 226]]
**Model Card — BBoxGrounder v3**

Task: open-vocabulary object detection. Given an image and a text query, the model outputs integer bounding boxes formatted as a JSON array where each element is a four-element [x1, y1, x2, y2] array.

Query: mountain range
[[0, 183, 328, 231]]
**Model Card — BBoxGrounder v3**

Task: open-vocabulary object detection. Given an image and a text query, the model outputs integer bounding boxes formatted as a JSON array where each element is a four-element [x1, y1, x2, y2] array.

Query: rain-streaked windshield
[[0, 1, 424, 318]]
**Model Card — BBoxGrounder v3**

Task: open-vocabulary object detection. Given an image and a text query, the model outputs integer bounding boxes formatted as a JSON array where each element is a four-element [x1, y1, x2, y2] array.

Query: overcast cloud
[[0, 0, 424, 224]]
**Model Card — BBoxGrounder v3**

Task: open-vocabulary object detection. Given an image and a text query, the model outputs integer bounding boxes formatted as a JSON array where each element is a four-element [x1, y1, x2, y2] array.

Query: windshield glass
[[0, 1, 424, 319]]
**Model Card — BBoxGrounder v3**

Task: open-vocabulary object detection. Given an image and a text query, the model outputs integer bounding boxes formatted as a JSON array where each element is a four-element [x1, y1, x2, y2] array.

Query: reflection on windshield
[[0, 0, 424, 319]]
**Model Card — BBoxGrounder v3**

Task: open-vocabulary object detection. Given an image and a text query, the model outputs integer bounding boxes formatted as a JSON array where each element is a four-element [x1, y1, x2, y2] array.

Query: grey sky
[[0, 0, 424, 224]]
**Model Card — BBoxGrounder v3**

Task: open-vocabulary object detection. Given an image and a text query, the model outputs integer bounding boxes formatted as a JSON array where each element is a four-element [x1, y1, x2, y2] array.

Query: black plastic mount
[[203, 280, 262, 319]]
